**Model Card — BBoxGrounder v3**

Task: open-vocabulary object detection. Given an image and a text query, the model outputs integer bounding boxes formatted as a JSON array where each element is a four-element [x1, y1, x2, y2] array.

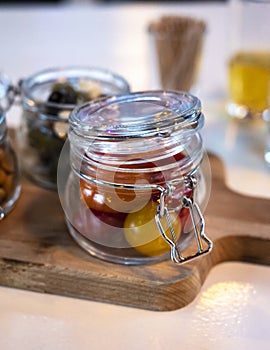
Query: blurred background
[[0, 0, 227, 3]]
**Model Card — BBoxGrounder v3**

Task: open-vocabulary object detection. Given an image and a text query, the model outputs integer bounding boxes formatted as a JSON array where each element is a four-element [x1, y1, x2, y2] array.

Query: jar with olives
[[59, 91, 212, 265], [17, 67, 130, 190], [0, 75, 20, 219]]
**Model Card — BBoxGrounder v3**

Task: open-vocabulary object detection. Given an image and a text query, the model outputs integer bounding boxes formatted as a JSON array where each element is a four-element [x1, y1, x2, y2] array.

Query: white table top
[[0, 2, 269, 349], [0, 261, 269, 350]]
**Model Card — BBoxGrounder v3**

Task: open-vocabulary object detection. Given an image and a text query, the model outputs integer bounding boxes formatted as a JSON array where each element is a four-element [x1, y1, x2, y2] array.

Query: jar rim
[[69, 90, 203, 139], [20, 66, 130, 112]]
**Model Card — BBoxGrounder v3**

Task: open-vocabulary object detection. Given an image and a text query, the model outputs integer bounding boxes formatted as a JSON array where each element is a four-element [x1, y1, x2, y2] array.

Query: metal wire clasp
[[155, 175, 213, 264], [155, 190, 183, 263], [0, 76, 20, 113], [0, 207, 5, 221]]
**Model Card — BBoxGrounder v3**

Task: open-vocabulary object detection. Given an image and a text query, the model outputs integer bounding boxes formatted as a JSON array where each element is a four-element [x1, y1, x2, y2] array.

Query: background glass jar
[[58, 91, 212, 265], [0, 76, 20, 219], [17, 67, 130, 190], [227, 0, 270, 120]]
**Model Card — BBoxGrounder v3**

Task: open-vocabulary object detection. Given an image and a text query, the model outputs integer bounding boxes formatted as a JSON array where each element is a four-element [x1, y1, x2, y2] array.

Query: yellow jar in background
[[228, 51, 270, 114], [227, 0, 270, 120]]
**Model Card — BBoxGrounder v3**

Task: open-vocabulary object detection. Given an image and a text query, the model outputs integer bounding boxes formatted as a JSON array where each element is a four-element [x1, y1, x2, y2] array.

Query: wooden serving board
[[0, 153, 269, 311]]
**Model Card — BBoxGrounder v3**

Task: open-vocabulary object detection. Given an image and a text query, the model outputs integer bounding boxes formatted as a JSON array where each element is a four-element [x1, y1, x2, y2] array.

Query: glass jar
[[17, 67, 130, 190], [59, 91, 212, 265], [0, 76, 21, 220], [227, 0, 270, 120]]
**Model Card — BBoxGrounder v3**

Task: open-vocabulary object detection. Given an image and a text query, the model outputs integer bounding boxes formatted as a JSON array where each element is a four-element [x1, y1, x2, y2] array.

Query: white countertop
[[0, 262, 269, 350], [0, 2, 269, 349]]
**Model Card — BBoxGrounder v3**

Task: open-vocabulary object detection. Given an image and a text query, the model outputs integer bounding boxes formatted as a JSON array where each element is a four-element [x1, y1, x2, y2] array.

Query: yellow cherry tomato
[[124, 201, 181, 257]]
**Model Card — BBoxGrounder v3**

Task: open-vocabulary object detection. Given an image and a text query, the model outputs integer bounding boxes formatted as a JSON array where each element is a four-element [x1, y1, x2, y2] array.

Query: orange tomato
[[80, 179, 153, 214]]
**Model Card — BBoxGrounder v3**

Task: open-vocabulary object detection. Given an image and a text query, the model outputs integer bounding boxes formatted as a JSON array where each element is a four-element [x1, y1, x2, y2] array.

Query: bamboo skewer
[[149, 16, 206, 92]]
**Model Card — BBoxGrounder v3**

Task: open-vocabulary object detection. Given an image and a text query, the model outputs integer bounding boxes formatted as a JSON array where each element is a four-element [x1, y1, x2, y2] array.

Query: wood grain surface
[[0, 153, 269, 311]]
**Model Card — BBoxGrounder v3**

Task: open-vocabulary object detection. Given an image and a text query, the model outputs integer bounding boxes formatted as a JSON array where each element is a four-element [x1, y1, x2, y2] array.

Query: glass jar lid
[[69, 90, 204, 140]]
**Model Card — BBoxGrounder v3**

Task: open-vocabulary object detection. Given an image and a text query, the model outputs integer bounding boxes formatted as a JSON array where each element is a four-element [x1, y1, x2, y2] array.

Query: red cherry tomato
[[91, 209, 127, 228]]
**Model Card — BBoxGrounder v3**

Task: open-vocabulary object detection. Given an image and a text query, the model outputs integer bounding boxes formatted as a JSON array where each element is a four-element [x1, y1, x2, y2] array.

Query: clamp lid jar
[[17, 66, 130, 190], [0, 75, 21, 220], [60, 90, 212, 265]]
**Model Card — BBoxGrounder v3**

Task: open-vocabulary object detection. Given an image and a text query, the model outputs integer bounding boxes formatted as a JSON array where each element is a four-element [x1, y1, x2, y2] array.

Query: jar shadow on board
[[58, 91, 213, 265], [16, 67, 130, 190], [0, 75, 21, 220]]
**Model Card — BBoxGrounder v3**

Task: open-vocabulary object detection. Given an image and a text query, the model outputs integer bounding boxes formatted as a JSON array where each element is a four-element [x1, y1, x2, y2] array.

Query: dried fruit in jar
[[0, 143, 16, 205]]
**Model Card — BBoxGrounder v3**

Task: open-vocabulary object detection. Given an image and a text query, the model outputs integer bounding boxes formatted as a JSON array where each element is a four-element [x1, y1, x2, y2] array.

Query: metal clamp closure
[[0, 207, 5, 221], [155, 175, 213, 264], [0, 76, 20, 113], [155, 198, 183, 263]]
